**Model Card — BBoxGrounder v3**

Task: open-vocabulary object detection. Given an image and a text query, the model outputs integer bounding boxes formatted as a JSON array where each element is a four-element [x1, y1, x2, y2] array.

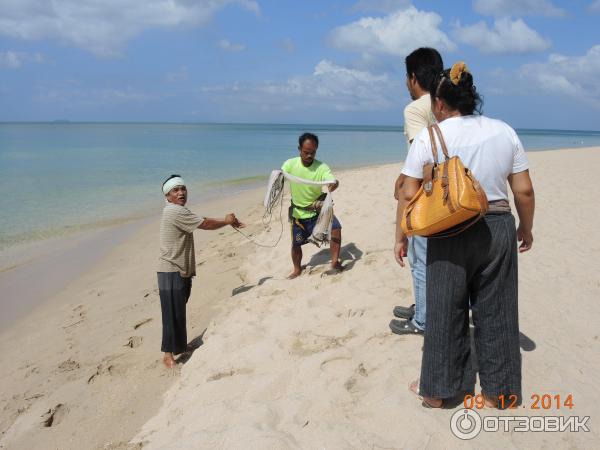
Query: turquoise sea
[[1, 122, 600, 250]]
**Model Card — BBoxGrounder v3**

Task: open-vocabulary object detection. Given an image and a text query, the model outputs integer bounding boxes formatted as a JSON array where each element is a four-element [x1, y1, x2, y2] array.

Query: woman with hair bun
[[394, 62, 535, 408]]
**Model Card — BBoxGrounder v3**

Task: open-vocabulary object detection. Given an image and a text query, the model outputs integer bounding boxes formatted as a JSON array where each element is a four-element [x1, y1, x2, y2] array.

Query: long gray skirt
[[419, 213, 521, 403]]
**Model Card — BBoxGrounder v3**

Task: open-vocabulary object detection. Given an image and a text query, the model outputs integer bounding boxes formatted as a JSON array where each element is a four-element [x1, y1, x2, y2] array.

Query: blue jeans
[[408, 235, 427, 331]]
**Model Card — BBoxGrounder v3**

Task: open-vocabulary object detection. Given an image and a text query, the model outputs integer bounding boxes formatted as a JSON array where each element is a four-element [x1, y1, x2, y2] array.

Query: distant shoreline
[[1, 121, 599, 134]]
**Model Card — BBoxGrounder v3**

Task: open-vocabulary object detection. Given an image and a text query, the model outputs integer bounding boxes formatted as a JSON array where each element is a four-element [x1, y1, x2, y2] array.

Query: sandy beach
[[1, 147, 599, 449]]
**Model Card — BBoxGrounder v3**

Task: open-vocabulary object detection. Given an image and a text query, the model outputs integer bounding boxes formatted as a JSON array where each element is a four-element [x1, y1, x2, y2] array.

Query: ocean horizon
[[2, 122, 600, 251]]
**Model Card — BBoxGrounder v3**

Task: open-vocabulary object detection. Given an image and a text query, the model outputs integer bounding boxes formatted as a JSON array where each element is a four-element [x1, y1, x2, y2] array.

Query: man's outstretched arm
[[198, 213, 245, 230]]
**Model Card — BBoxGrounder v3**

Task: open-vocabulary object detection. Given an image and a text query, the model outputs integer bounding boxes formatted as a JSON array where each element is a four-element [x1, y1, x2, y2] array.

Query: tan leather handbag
[[401, 123, 488, 238]]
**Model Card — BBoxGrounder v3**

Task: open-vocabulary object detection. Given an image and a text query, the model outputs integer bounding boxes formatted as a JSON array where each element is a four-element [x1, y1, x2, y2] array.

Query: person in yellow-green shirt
[[281, 133, 342, 279]]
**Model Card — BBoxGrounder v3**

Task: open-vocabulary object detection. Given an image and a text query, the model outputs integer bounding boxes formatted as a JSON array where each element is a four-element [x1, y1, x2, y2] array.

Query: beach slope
[[132, 147, 600, 449]]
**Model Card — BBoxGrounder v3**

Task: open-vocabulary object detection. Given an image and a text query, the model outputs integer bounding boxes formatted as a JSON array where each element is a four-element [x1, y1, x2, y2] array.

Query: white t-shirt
[[402, 115, 529, 202], [403, 93, 435, 144]]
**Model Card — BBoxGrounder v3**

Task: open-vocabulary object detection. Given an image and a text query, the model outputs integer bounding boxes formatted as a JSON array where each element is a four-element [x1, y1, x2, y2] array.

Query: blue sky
[[1, 0, 599, 129]]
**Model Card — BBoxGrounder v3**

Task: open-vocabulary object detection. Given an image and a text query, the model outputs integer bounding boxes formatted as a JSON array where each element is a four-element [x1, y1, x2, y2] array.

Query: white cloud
[[328, 6, 455, 58], [351, 0, 412, 13], [589, 0, 600, 12], [473, 0, 566, 17], [0, 0, 259, 57], [200, 60, 403, 112], [518, 45, 600, 106], [217, 39, 245, 52], [0, 51, 45, 68], [454, 18, 550, 53]]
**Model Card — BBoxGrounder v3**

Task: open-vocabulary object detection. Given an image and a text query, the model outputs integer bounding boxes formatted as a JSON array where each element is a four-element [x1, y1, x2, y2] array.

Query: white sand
[[0, 189, 263, 450], [1, 148, 599, 449]]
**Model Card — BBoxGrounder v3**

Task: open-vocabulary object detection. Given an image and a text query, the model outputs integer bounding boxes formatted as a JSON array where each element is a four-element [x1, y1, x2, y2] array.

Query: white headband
[[162, 176, 186, 195]]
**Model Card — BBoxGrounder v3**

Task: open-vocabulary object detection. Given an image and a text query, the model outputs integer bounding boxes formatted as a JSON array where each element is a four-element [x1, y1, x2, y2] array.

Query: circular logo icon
[[450, 409, 482, 440]]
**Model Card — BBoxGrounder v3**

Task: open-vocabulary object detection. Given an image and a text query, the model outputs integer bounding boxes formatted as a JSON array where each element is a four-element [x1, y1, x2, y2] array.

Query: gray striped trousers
[[419, 213, 521, 403]]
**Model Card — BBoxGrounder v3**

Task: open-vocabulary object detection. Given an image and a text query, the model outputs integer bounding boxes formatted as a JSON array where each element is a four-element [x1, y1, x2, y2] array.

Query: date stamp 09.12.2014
[[462, 393, 575, 410]]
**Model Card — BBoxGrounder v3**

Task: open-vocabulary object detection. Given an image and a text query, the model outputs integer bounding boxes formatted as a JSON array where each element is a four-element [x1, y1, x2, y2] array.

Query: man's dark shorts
[[291, 215, 342, 247]]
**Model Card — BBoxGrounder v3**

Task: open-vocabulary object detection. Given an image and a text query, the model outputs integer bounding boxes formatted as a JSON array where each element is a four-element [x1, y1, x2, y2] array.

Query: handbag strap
[[427, 126, 440, 164], [432, 123, 450, 161]]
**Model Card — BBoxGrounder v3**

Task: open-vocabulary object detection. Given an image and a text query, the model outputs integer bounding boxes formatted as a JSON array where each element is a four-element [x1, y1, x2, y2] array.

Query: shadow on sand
[[231, 276, 273, 297], [307, 242, 363, 271], [176, 328, 207, 365]]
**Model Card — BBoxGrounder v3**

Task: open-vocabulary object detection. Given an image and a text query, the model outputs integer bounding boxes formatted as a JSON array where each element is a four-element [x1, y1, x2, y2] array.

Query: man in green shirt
[[281, 133, 342, 279]]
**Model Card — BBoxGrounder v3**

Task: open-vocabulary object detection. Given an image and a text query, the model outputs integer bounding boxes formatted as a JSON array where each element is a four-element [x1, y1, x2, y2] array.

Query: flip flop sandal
[[389, 319, 424, 335], [393, 304, 415, 319]]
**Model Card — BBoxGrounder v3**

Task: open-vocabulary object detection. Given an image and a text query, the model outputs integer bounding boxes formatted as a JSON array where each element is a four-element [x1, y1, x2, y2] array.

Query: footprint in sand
[[11, 393, 45, 419], [306, 266, 320, 276], [24, 365, 40, 378], [87, 355, 126, 383], [87, 364, 117, 383], [41, 403, 68, 427], [206, 367, 253, 382], [58, 359, 80, 372], [63, 304, 87, 330], [291, 331, 356, 356], [344, 377, 358, 392], [335, 308, 365, 318], [350, 308, 365, 318], [344, 363, 369, 393], [124, 336, 143, 348]]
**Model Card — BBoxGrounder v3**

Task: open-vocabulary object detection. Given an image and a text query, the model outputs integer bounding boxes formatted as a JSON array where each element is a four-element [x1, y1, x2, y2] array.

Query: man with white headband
[[158, 174, 244, 368]]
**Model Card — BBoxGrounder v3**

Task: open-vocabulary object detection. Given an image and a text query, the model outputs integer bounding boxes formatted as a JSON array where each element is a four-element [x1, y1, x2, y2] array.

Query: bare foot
[[330, 261, 344, 270], [324, 262, 344, 275], [409, 379, 443, 408], [482, 393, 499, 408], [163, 353, 176, 368], [287, 269, 302, 279]]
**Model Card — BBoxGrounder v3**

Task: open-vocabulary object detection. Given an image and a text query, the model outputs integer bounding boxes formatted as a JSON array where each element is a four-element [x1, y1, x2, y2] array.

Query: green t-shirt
[[281, 157, 335, 219]]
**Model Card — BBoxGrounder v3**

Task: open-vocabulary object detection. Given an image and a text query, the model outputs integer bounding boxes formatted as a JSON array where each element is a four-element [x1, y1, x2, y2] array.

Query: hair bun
[[450, 61, 469, 86]]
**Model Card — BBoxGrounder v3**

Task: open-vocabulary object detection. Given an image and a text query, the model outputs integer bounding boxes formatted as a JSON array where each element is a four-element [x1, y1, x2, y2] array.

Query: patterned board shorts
[[291, 215, 341, 247]]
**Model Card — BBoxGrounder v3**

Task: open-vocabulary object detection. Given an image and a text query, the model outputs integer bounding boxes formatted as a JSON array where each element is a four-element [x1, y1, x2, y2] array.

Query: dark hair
[[405, 48, 443, 93], [298, 132, 318, 149], [162, 174, 181, 187], [429, 67, 483, 116]]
